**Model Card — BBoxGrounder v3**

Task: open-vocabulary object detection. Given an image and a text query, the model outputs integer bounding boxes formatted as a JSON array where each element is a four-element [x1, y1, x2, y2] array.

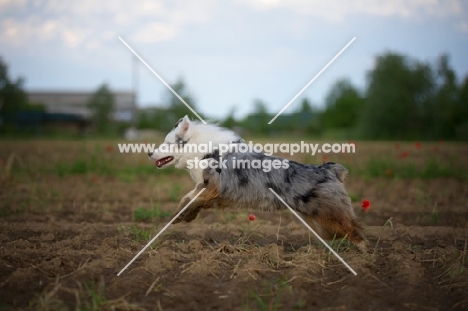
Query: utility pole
[[131, 54, 139, 126]]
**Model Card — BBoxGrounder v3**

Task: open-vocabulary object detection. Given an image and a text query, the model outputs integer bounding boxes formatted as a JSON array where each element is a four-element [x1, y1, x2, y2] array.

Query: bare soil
[[0, 141, 467, 310]]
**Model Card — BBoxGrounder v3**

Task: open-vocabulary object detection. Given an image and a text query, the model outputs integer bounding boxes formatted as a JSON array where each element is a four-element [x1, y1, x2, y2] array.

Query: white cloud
[[2, 19, 16, 34], [0, 0, 466, 100], [0, 0, 218, 51], [140, 0, 163, 14], [85, 40, 102, 51], [1, 0, 465, 51], [0, 0, 27, 11], [102, 30, 117, 41], [236, 0, 464, 21], [0, 16, 89, 48], [1, 18, 33, 46], [60, 28, 89, 48], [113, 13, 130, 26], [38, 20, 58, 41], [134, 22, 177, 43]]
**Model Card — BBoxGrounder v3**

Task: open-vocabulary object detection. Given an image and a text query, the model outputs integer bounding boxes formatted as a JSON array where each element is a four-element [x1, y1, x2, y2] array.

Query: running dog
[[148, 116, 367, 252]]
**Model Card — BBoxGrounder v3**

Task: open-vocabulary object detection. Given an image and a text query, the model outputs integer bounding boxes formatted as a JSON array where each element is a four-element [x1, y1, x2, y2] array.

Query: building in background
[[0, 90, 138, 135], [27, 90, 137, 122]]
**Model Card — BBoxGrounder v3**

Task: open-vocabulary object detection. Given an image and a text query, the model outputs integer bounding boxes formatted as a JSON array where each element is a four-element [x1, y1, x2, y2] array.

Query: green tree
[[163, 78, 199, 127], [455, 75, 468, 139], [87, 83, 115, 135], [430, 54, 460, 139], [296, 98, 313, 130], [297, 98, 321, 135], [0, 56, 28, 115], [358, 52, 434, 140], [223, 107, 238, 129], [299, 98, 312, 114], [321, 79, 364, 129], [242, 100, 270, 134], [137, 110, 151, 129], [280, 98, 318, 134]]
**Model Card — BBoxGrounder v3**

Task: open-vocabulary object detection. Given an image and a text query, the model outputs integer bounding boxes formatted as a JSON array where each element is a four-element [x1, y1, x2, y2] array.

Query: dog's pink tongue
[[155, 160, 161, 167]]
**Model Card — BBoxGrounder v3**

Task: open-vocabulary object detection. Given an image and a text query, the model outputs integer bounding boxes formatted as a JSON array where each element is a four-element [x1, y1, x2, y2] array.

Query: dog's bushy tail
[[324, 162, 348, 183]]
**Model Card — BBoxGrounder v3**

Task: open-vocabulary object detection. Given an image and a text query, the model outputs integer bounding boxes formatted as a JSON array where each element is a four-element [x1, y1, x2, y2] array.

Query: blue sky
[[1, 0, 467, 119]]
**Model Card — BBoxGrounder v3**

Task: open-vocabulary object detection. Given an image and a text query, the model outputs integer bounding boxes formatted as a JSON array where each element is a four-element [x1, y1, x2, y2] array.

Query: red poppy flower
[[415, 142, 421, 150], [361, 199, 370, 211], [91, 176, 98, 183], [106, 145, 113, 153], [398, 151, 409, 159], [249, 214, 256, 221], [322, 155, 329, 163], [385, 169, 393, 177]]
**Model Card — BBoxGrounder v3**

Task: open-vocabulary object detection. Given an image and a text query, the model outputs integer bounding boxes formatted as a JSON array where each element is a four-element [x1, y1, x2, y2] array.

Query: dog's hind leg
[[300, 215, 327, 238], [314, 209, 368, 252], [302, 207, 367, 252], [300, 181, 368, 252]]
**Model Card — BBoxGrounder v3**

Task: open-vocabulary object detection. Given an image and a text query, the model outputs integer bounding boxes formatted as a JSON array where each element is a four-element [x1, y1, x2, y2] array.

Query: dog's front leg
[[171, 183, 211, 223]]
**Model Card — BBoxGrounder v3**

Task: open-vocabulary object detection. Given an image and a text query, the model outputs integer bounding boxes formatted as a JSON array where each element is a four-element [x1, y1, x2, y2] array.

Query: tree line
[[139, 52, 467, 140], [1, 51, 467, 140]]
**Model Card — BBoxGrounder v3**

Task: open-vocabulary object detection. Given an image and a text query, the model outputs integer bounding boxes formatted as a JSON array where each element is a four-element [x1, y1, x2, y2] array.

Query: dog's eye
[[174, 135, 189, 146]]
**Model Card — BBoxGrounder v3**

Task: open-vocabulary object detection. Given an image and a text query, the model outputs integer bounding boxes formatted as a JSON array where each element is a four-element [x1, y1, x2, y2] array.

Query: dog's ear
[[175, 115, 191, 135]]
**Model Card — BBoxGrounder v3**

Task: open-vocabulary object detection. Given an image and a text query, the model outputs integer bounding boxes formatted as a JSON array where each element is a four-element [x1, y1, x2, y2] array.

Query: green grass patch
[[129, 224, 152, 242], [15, 156, 183, 179], [81, 282, 106, 311], [359, 157, 465, 179], [133, 205, 170, 221], [168, 183, 182, 202], [118, 224, 153, 242], [52, 152, 112, 177], [348, 193, 359, 203], [245, 277, 292, 311]]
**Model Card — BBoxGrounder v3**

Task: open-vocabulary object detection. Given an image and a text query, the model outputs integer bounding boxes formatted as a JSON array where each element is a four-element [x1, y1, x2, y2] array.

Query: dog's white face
[[149, 115, 192, 168]]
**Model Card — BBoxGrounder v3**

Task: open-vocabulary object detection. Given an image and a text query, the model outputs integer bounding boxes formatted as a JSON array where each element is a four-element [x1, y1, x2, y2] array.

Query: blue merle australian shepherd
[[148, 116, 367, 252]]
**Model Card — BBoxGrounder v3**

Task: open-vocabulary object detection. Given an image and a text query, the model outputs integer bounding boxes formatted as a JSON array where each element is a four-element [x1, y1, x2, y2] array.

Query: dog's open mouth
[[155, 156, 174, 168]]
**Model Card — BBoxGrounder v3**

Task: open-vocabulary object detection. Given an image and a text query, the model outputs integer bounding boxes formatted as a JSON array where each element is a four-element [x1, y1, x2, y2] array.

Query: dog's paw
[[355, 240, 369, 253], [170, 206, 201, 224], [171, 216, 183, 224], [182, 209, 200, 222]]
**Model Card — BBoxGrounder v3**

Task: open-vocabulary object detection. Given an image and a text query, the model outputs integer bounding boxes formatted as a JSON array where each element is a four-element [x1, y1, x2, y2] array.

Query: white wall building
[[27, 90, 137, 122]]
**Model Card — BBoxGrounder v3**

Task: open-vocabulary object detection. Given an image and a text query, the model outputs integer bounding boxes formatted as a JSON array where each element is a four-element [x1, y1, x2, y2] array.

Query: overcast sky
[[1, 0, 467, 119]]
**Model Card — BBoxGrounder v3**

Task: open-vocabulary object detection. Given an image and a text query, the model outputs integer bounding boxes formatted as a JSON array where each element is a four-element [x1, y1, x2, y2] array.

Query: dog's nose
[[147, 151, 153, 157]]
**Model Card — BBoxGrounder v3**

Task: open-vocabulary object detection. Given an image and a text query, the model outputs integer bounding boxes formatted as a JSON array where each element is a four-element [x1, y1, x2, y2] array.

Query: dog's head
[[149, 115, 192, 168], [149, 115, 241, 170]]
